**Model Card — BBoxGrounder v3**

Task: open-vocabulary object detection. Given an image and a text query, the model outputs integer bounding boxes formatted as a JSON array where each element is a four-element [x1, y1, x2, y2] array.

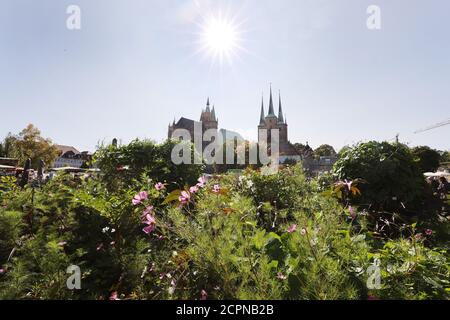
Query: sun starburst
[[196, 11, 246, 68]]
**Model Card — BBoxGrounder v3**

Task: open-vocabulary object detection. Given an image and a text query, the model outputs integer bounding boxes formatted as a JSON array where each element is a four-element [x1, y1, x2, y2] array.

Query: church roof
[[175, 117, 196, 131]]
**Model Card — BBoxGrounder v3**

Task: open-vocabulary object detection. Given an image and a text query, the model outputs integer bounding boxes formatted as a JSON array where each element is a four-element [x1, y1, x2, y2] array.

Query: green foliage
[[1, 124, 59, 169], [412, 146, 441, 173], [333, 141, 425, 211], [0, 158, 448, 300], [374, 238, 449, 299], [94, 139, 204, 191], [314, 144, 337, 159]]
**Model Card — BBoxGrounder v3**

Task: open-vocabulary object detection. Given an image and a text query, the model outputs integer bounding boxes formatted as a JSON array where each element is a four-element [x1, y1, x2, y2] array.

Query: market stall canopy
[[0, 164, 16, 170], [424, 171, 450, 177], [50, 167, 85, 173]]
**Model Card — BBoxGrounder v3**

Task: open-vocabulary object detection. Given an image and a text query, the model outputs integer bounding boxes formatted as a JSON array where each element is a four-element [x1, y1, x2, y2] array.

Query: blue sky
[[0, 0, 449, 152]]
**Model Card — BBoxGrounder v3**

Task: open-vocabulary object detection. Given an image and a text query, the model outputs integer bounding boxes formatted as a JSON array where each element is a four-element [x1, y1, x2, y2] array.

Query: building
[[168, 98, 220, 151], [52, 145, 92, 168], [257, 86, 301, 163]]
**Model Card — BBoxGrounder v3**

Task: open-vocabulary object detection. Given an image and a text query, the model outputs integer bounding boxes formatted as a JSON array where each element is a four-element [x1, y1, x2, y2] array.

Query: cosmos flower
[[142, 214, 156, 234], [142, 205, 154, 218], [287, 224, 297, 233], [189, 185, 199, 194], [132, 191, 148, 205], [179, 191, 191, 204], [155, 182, 165, 191], [425, 229, 433, 236], [197, 176, 207, 188], [109, 291, 120, 300], [276, 272, 287, 280], [212, 184, 221, 194]]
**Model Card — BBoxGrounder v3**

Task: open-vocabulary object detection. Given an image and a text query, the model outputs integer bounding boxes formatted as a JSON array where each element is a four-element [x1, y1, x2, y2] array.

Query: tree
[[293, 143, 314, 159], [7, 124, 59, 169], [411, 146, 441, 172], [333, 141, 425, 211], [94, 139, 204, 191], [0, 133, 15, 158], [314, 144, 336, 159], [439, 150, 450, 163]]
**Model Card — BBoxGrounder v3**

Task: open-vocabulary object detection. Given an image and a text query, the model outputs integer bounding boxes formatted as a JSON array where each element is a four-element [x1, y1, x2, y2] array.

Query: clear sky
[[0, 0, 449, 152]]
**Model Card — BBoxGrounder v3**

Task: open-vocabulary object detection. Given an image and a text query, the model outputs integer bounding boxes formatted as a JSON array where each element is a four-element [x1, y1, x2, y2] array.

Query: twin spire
[[260, 85, 286, 125]]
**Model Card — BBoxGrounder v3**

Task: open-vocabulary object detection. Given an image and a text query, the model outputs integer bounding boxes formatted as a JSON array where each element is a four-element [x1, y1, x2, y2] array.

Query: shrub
[[94, 139, 204, 191], [0, 159, 448, 300], [333, 141, 425, 211]]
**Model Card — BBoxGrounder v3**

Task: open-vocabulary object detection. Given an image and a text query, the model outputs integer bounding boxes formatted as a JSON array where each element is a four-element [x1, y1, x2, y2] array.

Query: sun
[[203, 17, 237, 53], [197, 13, 244, 67]]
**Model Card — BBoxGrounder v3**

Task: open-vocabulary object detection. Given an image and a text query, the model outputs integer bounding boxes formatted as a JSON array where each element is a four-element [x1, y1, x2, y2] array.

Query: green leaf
[[267, 260, 279, 270], [162, 190, 182, 205]]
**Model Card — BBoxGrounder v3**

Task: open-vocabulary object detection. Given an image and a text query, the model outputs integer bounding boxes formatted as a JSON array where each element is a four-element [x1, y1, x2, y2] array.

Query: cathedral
[[168, 87, 301, 164], [258, 86, 301, 163], [168, 97, 218, 146]]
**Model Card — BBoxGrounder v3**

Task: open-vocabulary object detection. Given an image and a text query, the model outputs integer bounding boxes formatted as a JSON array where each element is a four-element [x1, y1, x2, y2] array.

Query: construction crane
[[414, 118, 450, 134]]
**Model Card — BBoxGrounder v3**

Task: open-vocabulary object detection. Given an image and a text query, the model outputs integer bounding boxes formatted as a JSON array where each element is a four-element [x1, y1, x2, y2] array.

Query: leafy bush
[[333, 141, 425, 211], [0, 161, 448, 300], [94, 139, 204, 191], [411, 146, 441, 173]]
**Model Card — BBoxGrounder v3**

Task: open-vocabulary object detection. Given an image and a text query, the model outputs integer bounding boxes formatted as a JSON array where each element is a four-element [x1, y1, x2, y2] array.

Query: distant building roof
[[55, 145, 80, 156]]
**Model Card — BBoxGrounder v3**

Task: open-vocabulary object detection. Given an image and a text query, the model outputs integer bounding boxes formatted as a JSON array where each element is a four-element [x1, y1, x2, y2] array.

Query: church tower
[[258, 85, 288, 146], [200, 97, 218, 132]]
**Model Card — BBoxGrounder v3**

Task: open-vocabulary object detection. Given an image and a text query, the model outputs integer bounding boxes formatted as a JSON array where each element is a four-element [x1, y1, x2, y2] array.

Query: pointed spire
[[278, 90, 284, 123], [268, 84, 275, 116], [206, 97, 210, 112], [211, 105, 216, 121], [259, 95, 265, 125]]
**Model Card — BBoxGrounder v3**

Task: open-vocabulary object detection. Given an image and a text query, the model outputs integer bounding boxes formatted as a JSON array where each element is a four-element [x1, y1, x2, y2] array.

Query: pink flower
[[0, 268, 5, 274], [142, 214, 156, 234], [155, 182, 165, 191], [141, 205, 154, 218], [197, 176, 207, 188], [189, 185, 199, 194], [132, 191, 148, 205], [415, 233, 423, 240], [178, 191, 191, 205], [212, 184, 221, 194], [276, 272, 287, 280], [349, 206, 357, 220], [200, 289, 208, 300], [300, 228, 307, 236], [109, 291, 120, 300], [287, 224, 297, 233], [425, 229, 433, 236]]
